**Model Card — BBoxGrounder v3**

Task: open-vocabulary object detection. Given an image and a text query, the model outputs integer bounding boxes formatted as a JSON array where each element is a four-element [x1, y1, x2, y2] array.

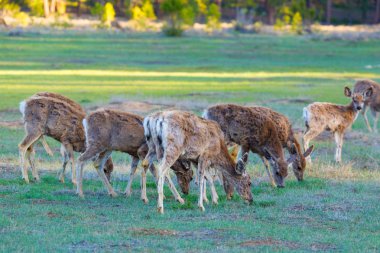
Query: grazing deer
[[204, 104, 290, 188], [254, 106, 314, 181], [144, 110, 253, 214], [303, 86, 373, 163], [76, 109, 193, 202], [354, 79, 380, 133], [217, 105, 314, 197], [19, 93, 113, 184]]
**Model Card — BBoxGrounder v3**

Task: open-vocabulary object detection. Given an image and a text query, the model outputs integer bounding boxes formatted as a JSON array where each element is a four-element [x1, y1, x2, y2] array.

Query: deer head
[[172, 160, 193, 195], [233, 153, 253, 203], [263, 148, 288, 188], [345, 86, 373, 111], [287, 144, 314, 181]]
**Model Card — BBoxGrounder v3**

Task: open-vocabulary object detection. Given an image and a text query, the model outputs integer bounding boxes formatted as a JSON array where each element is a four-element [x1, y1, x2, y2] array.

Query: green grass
[[0, 31, 380, 252]]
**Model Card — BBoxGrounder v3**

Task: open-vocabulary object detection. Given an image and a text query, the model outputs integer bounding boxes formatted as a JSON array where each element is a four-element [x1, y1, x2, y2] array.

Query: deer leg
[[157, 164, 171, 214], [19, 132, 42, 183], [76, 160, 86, 198], [373, 111, 379, 133], [205, 172, 218, 205], [334, 132, 344, 163], [194, 169, 199, 186], [66, 145, 77, 185], [59, 145, 69, 183], [165, 173, 185, 204], [362, 106, 372, 132], [76, 146, 103, 198], [303, 129, 320, 164], [141, 163, 149, 203], [156, 152, 181, 214], [95, 151, 117, 197], [197, 159, 208, 212], [202, 174, 209, 204], [124, 156, 140, 197], [261, 156, 277, 188], [26, 145, 39, 182]]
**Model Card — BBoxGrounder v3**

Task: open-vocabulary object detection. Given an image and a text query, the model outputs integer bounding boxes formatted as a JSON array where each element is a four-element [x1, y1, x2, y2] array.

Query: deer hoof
[[142, 198, 149, 204], [157, 207, 164, 214], [125, 190, 132, 197], [177, 198, 185, 205], [110, 192, 118, 198], [199, 205, 205, 212]]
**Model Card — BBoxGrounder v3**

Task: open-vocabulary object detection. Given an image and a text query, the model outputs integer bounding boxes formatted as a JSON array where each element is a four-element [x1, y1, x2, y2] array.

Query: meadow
[[0, 31, 380, 252]]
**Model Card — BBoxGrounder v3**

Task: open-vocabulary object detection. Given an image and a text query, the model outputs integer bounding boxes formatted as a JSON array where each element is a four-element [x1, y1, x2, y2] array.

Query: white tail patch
[[19, 101, 26, 118], [303, 107, 310, 123], [82, 119, 89, 147], [202, 109, 209, 119]]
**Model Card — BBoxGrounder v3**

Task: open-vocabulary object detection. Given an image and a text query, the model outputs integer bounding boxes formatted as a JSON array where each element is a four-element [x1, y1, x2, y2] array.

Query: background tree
[[375, 0, 380, 23]]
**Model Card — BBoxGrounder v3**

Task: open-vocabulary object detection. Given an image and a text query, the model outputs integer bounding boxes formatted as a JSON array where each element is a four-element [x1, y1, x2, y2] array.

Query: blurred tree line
[[0, 0, 379, 30]]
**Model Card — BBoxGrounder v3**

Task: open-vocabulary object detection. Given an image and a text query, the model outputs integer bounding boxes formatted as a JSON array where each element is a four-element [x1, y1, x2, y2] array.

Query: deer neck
[[214, 146, 240, 181], [346, 101, 360, 121]]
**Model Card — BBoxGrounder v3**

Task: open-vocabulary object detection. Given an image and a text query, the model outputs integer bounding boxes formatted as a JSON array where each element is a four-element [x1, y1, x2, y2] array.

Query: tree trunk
[[360, 0, 368, 23], [43, 0, 50, 17], [306, 0, 311, 8], [50, 0, 56, 14], [326, 0, 332, 24], [265, 0, 275, 25], [76, 0, 81, 17], [216, 0, 222, 14], [375, 0, 380, 24]]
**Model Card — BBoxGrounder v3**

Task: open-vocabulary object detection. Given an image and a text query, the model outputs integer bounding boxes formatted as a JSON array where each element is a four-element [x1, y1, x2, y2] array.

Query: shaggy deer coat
[[144, 110, 253, 214], [76, 109, 193, 201], [19, 93, 113, 184], [303, 86, 373, 163], [19, 97, 84, 183], [204, 104, 289, 187], [33, 92, 114, 181], [354, 79, 380, 132], [253, 106, 313, 181]]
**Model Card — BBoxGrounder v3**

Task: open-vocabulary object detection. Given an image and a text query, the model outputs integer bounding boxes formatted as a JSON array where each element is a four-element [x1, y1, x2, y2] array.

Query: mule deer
[[204, 104, 290, 188], [144, 110, 253, 214], [354, 79, 380, 133], [19, 93, 113, 184], [303, 86, 373, 163], [76, 109, 193, 202]]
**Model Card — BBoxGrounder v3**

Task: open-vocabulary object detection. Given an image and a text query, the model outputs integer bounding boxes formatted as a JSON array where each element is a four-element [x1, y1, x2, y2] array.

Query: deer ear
[[292, 143, 301, 155], [235, 152, 248, 175], [364, 87, 373, 98], [344, 87, 352, 97], [303, 145, 314, 158]]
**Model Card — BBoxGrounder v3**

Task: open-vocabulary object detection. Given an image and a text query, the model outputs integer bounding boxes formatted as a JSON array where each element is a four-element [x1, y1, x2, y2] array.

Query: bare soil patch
[[0, 120, 22, 129], [239, 237, 300, 249], [131, 228, 178, 236], [265, 98, 313, 104]]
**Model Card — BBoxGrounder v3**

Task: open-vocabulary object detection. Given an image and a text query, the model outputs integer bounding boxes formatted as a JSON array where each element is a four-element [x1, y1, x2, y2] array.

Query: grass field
[[1, 31, 380, 252]]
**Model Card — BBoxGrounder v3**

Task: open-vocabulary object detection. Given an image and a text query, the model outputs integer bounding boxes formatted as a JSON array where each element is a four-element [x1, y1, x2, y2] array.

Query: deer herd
[[17, 79, 379, 214]]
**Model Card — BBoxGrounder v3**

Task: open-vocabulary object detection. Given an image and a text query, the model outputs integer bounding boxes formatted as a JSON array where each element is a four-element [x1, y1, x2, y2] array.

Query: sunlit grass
[[1, 70, 380, 79], [0, 32, 380, 252]]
